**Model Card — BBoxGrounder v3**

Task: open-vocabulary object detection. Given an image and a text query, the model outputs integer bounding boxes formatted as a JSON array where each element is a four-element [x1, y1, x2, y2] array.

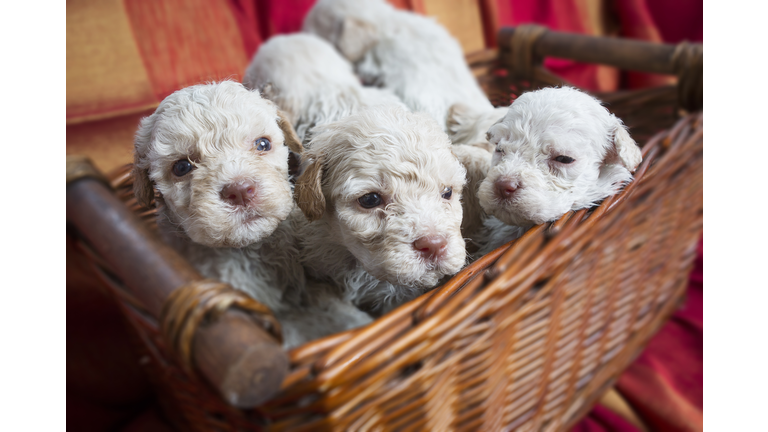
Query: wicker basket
[[66, 26, 703, 431]]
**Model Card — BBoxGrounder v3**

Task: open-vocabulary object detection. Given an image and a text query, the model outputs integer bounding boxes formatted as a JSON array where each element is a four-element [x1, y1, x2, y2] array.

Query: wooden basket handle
[[66, 155, 288, 408], [498, 25, 702, 111]]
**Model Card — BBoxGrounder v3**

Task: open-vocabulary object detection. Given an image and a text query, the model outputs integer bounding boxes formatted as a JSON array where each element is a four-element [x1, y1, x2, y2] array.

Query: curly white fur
[[242, 33, 404, 145], [133, 81, 370, 348], [294, 106, 468, 316], [475, 86, 643, 253], [302, 0, 492, 132]]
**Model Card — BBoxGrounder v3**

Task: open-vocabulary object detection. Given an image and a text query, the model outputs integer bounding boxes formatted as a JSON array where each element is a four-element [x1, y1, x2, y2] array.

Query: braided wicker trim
[[160, 279, 283, 372], [671, 42, 703, 112], [506, 24, 548, 79], [67, 155, 110, 188]]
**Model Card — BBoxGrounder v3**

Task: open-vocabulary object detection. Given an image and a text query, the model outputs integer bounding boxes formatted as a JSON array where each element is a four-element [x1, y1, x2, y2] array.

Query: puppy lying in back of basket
[[302, 0, 495, 133], [294, 105, 468, 316], [132, 81, 371, 348], [475, 86, 644, 254], [242, 33, 404, 146]]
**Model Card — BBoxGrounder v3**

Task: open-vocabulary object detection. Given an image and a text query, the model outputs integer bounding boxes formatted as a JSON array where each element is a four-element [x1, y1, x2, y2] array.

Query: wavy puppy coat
[[294, 106, 468, 316], [243, 33, 404, 146], [475, 86, 643, 253], [132, 81, 371, 347], [303, 0, 492, 132]]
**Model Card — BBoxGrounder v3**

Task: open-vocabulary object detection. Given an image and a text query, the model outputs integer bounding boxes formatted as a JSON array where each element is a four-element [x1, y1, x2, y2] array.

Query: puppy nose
[[413, 236, 448, 259], [495, 179, 518, 199], [220, 182, 257, 207]]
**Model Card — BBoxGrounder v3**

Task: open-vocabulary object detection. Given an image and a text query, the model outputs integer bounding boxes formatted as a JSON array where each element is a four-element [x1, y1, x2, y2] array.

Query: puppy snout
[[495, 179, 518, 200], [413, 236, 448, 260], [220, 182, 257, 207]]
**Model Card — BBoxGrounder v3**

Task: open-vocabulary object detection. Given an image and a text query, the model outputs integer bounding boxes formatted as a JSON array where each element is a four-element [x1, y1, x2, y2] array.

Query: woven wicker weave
[[69, 27, 703, 431]]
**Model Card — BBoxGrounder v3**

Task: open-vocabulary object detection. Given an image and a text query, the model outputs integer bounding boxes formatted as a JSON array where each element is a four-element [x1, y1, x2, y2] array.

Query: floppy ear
[[133, 113, 158, 208], [605, 115, 643, 172], [277, 110, 304, 155], [337, 17, 378, 62], [294, 154, 326, 221], [446, 103, 473, 134]]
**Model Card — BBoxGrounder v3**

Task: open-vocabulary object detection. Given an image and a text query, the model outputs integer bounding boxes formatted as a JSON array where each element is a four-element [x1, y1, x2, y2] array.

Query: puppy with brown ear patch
[[474, 86, 644, 254], [133, 81, 371, 347], [294, 105, 468, 316]]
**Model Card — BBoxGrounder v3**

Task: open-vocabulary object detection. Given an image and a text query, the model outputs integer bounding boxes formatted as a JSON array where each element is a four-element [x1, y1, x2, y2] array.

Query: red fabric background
[[67, 2, 702, 430]]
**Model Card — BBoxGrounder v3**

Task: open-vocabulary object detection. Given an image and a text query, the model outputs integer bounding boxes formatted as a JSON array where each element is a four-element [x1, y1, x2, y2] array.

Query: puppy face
[[297, 106, 467, 289], [478, 87, 642, 227], [133, 81, 303, 248]]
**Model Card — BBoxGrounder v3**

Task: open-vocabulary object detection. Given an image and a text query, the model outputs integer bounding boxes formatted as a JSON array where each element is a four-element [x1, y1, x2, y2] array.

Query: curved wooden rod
[[66, 156, 288, 408]]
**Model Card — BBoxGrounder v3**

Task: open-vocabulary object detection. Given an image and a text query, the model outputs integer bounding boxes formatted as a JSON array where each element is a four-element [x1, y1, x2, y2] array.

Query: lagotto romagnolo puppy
[[242, 33, 404, 146], [294, 105, 468, 316], [132, 81, 371, 347], [302, 0, 493, 132], [475, 86, 644, 253]]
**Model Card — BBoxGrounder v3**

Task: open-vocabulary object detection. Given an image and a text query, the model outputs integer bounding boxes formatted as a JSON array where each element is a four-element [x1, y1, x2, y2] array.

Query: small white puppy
[[302, 0, 493, 132], [133, 81, 371, 347], [294, 106, 468, 316], [242, 33, 404, 145], [476, 87, 643, 251], [447, 103, 509, 145]]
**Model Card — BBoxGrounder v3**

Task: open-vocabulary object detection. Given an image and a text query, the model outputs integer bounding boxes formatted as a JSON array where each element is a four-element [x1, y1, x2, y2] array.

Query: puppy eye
[[554, 155, 575, 164], [441, 187, 452, 200], [358, 192, 383, 209], [172, 159, 193, 177], [254, 137, 272, 152]]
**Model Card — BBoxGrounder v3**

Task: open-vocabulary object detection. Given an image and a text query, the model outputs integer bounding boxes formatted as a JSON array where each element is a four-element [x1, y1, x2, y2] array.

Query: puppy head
[[478, 86, 642, 227], [243, 33, 371, 145], [447, 103, 508, 145], [302, 0, 392, 62], [133, 81, 302, 248], [296, 106, 468, 289]]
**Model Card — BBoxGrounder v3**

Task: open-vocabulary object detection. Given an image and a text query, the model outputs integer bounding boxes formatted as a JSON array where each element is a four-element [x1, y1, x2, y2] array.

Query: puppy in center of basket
[[295, 105, 468, 316], [475, 86, 643, 253], [132, 81, 371, 347]]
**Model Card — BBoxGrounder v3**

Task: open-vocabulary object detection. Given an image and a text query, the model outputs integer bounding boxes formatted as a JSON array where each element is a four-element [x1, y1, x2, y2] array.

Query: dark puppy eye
[[254, 137, 271, 152], [172, 159, 193, 177], [554, 155, 575, 164], [358, 192, 383, 209], [441, 187, 452, 200]]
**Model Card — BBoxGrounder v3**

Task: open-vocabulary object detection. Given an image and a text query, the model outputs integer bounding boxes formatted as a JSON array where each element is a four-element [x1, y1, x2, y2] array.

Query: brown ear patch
[[294, 155, 326, 221], [277, 110, 304, 155], [132, 164, 155, 208]]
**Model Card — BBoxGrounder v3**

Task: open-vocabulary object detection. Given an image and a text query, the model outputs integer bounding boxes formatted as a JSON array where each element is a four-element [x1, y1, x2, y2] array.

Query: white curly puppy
[[132, 81, 371, 347], [294, 106, 468, 316], [302, 0, 492, 132], [476, 86, 643, 252], [242, 33, 404, 146]]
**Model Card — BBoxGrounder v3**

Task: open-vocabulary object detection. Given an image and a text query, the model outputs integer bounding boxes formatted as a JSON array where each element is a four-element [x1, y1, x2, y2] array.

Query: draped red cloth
[[66, 2, 702, 430]]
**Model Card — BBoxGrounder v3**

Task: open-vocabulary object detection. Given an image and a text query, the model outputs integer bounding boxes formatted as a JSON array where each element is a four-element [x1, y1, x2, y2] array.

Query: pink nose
[[413, 236, 448, 259], [495, 179, 518, 199], [220, 182, 257, 207]]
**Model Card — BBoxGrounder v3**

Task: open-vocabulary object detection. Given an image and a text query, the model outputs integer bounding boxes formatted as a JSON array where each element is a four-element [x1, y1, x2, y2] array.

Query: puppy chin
[[185, 213, 282, 248]]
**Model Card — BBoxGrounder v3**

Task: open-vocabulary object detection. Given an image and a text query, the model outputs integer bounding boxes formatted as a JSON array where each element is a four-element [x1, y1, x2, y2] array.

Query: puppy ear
[[337, 17, 378, 62], [277, 110, 304, 155], [294, 154, 326, 221], [446, 103, 472, 133], [133, 113, 157, 208], [605, 115, 643, 172]]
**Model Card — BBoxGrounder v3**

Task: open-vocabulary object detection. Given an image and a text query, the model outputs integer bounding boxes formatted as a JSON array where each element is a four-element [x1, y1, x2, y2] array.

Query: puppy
[[294, 105, 468, 316], [133, 81, 371, 348], [242, 33, 404, 146], [447, 103, 509, 145], [475, 86, 643, 252], [302, 0, 493, 132]]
